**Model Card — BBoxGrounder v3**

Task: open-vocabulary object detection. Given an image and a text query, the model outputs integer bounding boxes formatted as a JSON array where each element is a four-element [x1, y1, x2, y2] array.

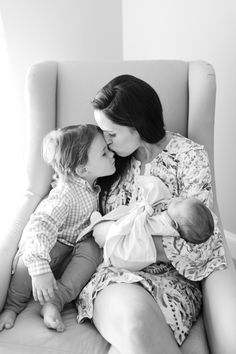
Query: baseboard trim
[[225, 230, 236, 260]]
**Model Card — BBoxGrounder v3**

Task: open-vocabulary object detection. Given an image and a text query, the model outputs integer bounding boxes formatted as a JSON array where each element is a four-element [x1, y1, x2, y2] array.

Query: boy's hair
[[177, 199, 214, 244], [43, 124, 101, 180]]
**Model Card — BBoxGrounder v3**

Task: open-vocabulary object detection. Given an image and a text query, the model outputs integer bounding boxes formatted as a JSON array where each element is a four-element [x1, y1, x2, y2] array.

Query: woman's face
[[94, 110, 141, 157]]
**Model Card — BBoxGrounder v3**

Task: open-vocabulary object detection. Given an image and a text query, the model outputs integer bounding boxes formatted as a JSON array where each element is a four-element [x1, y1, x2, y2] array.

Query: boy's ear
[[76, 165, 87, 177]]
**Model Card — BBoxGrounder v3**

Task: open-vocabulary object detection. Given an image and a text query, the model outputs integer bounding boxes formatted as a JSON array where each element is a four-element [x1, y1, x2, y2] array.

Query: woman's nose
[[103, 132, 112, 144]]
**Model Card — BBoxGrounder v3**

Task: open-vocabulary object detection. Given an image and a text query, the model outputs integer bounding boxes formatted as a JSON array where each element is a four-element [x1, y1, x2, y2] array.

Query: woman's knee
[[93, 283, 178, 353], [94, 283, 163, 336]]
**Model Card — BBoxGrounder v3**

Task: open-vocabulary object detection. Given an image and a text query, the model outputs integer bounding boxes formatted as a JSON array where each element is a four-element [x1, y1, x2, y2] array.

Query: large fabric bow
[[79, 176, 179, 271]]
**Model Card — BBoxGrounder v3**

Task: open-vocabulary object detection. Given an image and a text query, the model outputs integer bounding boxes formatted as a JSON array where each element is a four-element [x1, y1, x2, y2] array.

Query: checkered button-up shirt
[[21, 176, 100, 276]]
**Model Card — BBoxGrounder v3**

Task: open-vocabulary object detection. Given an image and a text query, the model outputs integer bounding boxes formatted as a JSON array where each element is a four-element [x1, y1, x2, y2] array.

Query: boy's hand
[[31, 272, 58, 305]]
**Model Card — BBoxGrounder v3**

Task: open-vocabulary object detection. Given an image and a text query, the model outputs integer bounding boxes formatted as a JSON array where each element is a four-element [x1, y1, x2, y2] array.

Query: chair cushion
[[0, 298, 209, 354], [0, 300, 110, 354]]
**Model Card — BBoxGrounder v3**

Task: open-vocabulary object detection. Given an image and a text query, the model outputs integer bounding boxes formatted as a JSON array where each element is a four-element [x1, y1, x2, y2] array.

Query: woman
[[76, 75, 227, 354]]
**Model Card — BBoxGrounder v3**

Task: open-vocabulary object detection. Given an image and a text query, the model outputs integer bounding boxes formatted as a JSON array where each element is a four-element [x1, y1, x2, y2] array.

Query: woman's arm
[[177, 147, 213, 206], [154, 146, 227, 281], [152, 236, 170, 263], [92, 220, 113, 248]]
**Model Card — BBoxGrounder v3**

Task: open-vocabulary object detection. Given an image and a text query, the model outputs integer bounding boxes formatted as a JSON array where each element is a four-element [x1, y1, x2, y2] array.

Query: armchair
[[0, 60, 236, 354]]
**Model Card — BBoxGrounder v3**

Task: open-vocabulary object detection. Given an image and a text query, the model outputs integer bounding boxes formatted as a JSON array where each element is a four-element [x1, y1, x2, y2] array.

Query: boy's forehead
[[89, 134, 106, 153]]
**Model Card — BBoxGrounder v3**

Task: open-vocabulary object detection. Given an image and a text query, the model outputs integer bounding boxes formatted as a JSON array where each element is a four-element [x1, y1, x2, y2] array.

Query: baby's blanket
[[79, 176, 178, 271]]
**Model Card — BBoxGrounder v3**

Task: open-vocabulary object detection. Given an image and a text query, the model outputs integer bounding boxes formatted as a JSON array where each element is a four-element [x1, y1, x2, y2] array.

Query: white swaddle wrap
[[79, 176, 179, 271]]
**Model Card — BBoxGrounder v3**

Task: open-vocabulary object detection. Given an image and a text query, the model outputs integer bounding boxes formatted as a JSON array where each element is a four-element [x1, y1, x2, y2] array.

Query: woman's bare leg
[[181, 315, 209, 354], [93, 283, 182, 354]]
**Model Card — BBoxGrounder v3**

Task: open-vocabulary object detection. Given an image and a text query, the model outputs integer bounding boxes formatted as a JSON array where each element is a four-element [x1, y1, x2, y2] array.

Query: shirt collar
[[68, 175, 101, 194]]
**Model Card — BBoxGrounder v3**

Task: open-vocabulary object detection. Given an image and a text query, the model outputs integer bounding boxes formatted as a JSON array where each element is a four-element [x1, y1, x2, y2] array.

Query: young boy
[[0, 124, 115, 332]]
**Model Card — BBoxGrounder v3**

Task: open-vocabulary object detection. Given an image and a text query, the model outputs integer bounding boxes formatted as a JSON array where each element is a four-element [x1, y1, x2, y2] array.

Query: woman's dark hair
[[93, 74, 166, 213], [92, 74, 165, 143]]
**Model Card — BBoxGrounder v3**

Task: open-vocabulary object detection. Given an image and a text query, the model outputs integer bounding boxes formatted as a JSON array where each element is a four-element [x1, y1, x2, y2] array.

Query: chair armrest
[[203, 211, 236, 353], [203, 216, 236, 354], [0, 192, 42, 310], [189, 60, 236, 353], [203, 267, 236, 354], [0, 61, 58, 311]]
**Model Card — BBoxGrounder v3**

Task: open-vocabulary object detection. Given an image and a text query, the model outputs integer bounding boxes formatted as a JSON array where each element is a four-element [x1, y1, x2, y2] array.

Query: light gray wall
[[122, 0, 236, 235], [0, 0, 122, 207], [0, 0, 122, 116]]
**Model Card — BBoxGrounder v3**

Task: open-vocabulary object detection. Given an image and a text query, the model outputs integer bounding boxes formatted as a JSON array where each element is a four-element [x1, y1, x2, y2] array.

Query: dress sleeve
[[177, 146, 213, 208], [162, 145, 227, 281], [22, 192, 69, 276]]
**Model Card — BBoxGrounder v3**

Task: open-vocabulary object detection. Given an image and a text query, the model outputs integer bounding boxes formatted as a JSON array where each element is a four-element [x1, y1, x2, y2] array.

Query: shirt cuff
[[27, 260, 52, 276]]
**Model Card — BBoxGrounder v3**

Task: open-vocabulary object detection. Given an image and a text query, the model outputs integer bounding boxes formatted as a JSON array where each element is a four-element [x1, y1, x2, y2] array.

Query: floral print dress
[[76, 132, 227, 345]]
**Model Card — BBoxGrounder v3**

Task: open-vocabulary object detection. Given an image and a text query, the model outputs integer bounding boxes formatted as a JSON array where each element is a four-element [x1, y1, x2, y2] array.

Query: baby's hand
[[31, 272, 58, 305]]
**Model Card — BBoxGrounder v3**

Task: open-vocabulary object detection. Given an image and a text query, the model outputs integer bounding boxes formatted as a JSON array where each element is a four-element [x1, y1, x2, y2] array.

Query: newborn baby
[[79, 176, 214, 272]]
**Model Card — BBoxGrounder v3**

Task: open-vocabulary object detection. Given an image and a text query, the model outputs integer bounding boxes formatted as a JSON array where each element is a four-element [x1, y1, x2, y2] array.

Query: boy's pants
[[5, 237, 101, 313]]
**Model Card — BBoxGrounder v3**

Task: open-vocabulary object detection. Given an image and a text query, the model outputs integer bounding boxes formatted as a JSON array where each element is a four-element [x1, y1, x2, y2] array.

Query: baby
[[80, 176, 214, 271], [165, 196, 214, 244]]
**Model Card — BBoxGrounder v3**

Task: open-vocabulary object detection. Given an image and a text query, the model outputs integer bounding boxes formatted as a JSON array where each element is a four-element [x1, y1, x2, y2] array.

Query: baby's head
[[43, 124, 115, 183], [167, 197, 214, 244]]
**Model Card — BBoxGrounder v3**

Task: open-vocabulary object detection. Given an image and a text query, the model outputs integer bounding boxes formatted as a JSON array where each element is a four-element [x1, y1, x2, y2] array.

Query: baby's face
[[167, 198, 196, 223]]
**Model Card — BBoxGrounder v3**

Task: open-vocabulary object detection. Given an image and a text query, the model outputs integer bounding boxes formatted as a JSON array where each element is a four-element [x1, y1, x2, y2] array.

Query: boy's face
[[85, 133, 116, 180]]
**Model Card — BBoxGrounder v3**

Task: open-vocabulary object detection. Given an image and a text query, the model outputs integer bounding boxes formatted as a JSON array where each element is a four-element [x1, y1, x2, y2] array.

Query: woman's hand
[[93, 220, 113, 248], [31, 272, 58, 305], [152, 236, 170, 263]]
